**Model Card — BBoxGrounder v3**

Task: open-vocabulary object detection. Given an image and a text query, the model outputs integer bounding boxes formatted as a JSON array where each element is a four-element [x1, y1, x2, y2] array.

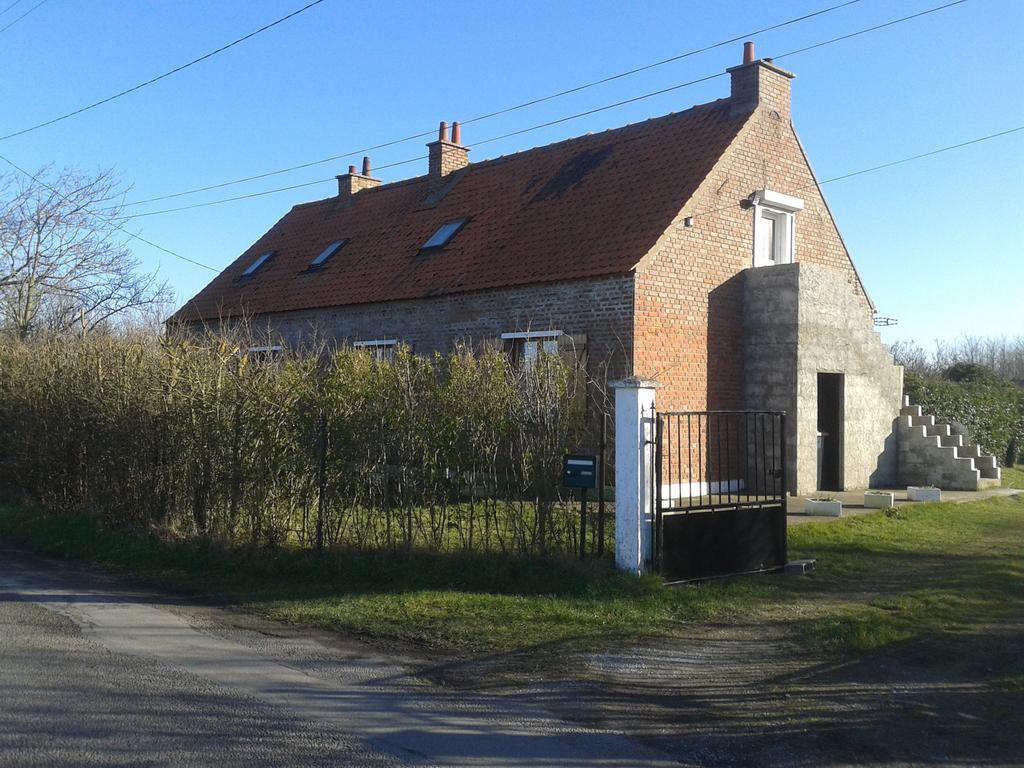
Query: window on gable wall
[[751, 190, 804, 268], [353, 338, 397, 363]]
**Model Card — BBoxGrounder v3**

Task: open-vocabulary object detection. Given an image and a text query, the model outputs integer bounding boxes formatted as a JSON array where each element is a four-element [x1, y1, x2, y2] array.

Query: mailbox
[[562, 454, 598, 489]]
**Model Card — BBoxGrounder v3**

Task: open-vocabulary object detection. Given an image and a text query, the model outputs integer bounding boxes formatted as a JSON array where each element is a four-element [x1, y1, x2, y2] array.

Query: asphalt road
[[0, 545, 675, 767]]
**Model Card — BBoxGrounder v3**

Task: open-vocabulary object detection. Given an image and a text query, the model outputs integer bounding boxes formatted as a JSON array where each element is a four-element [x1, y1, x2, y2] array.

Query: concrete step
[[898, 399, 995, 492], [978, 476, 1002, 489], [975, 454, 997, 469]]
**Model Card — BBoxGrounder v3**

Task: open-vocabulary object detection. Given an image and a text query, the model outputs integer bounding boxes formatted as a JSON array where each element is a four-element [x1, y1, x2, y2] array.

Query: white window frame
[[751, 189, 803, 268], [353, 338, 397, 362], [501, 330, 562, 372]]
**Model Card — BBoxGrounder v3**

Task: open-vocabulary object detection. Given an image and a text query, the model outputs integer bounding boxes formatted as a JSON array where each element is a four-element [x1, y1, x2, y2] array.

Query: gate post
[[611, 377, 659, 576]]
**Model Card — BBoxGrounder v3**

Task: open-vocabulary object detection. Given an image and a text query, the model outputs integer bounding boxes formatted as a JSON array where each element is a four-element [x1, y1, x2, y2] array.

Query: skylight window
[[309, 239, 347, 269], [241, 251, 274, 277], [420, 219, 467, 251]]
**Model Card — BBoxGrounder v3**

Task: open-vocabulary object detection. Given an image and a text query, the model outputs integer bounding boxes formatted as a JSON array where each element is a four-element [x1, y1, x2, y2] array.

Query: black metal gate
[[653, 410, 788, 582]]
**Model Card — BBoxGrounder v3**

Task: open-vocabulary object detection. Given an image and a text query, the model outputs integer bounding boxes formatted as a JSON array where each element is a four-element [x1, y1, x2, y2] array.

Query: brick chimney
[[336, 155, 381, 198], [427, 121, 469, 192], [727, 41, 795, 119]]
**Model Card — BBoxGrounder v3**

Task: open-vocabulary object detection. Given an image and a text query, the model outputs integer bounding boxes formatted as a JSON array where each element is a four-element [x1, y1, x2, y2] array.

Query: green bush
[[904, 368, 1024, 465]]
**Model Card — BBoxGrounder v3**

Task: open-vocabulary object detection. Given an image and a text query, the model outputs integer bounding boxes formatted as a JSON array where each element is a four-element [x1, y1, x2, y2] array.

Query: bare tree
[[892, 335, 1024, 383], [0, 167, 171, 339], [890, 339, 933, 375]]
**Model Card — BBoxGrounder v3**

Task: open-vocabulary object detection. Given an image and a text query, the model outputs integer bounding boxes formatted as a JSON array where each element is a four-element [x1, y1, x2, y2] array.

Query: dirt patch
[[424, 619, 1024, 767]]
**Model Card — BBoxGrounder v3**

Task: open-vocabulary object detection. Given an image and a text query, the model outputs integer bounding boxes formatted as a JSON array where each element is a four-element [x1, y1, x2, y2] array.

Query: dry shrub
[[0, 331, 596, 557]]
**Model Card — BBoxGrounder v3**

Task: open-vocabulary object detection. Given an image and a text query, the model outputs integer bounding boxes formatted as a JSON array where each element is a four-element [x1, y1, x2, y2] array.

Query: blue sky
[[1, 0, 1021, 347]]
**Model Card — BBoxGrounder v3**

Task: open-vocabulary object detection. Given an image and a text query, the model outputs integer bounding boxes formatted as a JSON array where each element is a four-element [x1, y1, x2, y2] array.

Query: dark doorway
[[816, 373, 844, 491]]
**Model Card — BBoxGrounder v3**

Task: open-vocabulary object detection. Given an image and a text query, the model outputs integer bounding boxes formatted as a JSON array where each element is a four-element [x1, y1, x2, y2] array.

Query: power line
[[816, 125, 1024, 184], [771, 0, 968, 60], [118, 0, 868, 208], [0, 0, 26, 19], [0, 0, 329, 142], [124, 155, 428, 219], [127, 121, 1024, 224], [0, 0, 49, 35], [0, 153, 219, 272], [120, 0, 975, 220], [686, 124, 1024, 224]]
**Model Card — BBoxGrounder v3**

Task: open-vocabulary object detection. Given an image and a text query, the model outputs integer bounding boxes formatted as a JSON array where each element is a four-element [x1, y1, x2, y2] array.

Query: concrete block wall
[[744, 262, 903, 495]]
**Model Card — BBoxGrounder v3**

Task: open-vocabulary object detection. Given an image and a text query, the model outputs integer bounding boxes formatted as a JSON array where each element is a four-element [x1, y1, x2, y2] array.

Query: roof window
[[420, 219, 467, 251], [241, 251, 274, 278], [308, 239, 347, 269]]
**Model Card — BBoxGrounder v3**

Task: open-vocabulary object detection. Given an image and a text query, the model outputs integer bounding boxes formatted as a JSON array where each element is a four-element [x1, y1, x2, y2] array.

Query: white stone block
[[907, 486, 941, 502], [864, 491, 895, 509], [805, 498, 842, 517]]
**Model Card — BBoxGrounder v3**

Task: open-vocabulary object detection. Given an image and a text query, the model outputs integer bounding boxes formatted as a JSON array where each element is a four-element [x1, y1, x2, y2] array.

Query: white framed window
[[353, 338, 397, 362], [245, 345, 283, 363], [501, 330, 562, 372], [751, 190, 803, 268]]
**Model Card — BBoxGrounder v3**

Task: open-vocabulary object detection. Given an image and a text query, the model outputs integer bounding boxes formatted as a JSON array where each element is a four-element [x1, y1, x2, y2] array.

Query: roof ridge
[[292, 97, 731, 210]]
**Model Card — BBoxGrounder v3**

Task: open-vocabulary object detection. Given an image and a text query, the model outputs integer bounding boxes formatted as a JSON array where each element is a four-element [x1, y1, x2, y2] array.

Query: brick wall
[[632, 63, 872, 414], [206, 274, 634, 390]]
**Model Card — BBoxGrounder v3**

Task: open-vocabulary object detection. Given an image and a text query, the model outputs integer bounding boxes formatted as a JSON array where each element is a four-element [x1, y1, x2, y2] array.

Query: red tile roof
[[172, 98, 750, 323]]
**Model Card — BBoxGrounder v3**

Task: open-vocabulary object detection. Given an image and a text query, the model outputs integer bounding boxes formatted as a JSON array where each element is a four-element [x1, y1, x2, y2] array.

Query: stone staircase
[[896, 396, 1001, 490]]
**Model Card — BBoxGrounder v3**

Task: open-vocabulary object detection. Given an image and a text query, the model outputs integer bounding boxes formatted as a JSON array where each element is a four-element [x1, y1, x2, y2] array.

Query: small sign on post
[[563, 455, 598, 559]]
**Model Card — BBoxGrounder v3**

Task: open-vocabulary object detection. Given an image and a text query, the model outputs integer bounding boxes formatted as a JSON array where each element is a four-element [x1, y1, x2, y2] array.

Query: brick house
[[173, 45, 996, 494]]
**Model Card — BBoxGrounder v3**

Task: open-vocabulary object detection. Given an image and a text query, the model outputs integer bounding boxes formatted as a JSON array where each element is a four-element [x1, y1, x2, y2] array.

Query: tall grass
[[0, 332, 600, 557]]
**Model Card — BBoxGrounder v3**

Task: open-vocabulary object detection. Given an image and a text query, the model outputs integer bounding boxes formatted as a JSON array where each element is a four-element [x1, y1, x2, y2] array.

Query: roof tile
[[173, 98, 748, 322]]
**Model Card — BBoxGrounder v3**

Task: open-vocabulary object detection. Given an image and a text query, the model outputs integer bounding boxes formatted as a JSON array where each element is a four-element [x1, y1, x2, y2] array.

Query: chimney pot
[[338, 160, 380, 197], [426, 119, 470, 194], [743, 41, 755, 64]]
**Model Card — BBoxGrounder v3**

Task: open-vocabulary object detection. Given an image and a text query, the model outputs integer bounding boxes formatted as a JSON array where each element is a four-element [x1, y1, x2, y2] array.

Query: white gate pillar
[[611, 377, 659, 576]]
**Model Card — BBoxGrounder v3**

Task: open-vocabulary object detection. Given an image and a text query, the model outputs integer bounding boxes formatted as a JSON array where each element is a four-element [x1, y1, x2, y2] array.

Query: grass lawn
[[1003, 463, 1024, 489], [0, 494, 1021, 657]]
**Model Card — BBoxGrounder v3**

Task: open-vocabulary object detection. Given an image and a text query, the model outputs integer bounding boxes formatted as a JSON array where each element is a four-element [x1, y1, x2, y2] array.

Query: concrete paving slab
[[787, 486, 1021, 524]]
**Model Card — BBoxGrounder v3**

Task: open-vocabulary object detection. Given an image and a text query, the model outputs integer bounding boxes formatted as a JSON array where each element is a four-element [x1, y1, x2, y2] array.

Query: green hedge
[[0, 334, 595, 557], [904, 369, 1024, 465]]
